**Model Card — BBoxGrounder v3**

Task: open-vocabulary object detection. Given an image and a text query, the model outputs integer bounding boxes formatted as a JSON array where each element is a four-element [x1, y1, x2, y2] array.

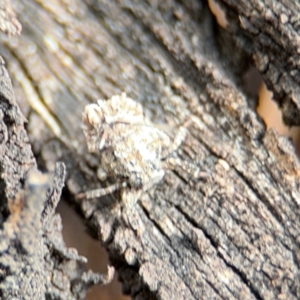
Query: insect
[[76, 93, 200, 207]]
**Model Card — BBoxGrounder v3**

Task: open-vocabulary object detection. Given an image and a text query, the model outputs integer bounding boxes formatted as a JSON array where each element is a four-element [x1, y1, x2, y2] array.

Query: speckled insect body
[[77, 93, 199, 206]]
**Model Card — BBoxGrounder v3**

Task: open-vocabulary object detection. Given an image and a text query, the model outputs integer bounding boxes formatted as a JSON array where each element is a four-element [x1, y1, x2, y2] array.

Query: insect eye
[[99, 140, 105, 151], [98, 130, 107, 151]]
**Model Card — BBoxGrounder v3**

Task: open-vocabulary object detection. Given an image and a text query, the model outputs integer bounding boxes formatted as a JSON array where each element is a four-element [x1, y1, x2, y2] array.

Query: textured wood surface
[[0, 59, 112, 299], [216, 0, 300, 126], [0, 0, 300, 299]]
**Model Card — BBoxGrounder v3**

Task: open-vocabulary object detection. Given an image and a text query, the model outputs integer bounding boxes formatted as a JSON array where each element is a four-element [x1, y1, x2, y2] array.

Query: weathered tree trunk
[[0, 0, 300, 299]]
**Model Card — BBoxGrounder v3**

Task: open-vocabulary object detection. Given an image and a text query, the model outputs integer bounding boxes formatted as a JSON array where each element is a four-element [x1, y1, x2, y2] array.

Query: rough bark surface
[[216, 0, 300, 126], [0, 48, 113, 299], [0, 0, 300, 300]]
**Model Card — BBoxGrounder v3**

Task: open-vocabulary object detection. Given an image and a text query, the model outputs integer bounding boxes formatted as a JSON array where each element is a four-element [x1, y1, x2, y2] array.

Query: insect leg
[[121, 188, 145, 234], [76, 182, 123, 200], [97, 167, 108, 181], [161, 126, 187, 158]]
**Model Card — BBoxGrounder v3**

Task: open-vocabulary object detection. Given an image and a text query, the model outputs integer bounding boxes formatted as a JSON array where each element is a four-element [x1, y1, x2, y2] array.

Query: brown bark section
[[216, 0, 300, 126], [0, 0, 300, 299], [0, 58, 112, 299]]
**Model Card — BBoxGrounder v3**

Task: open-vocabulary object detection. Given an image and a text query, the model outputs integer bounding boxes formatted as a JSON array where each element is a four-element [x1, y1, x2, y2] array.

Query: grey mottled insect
[[77, 93, 200, 206]]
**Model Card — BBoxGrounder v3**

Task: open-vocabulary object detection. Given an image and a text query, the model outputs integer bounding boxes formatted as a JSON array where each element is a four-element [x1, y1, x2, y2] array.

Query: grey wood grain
[[0, 0, 299, 299]]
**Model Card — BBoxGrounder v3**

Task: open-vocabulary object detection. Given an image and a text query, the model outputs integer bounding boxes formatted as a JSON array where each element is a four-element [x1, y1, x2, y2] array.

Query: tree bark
[[216, 0, 300, 126], [0, 0, 300, 299]]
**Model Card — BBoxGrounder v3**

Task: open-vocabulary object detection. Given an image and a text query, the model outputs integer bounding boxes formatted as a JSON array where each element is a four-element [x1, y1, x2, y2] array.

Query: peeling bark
[[0, 54, 113, 299], [216, 0, 300, 126]]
